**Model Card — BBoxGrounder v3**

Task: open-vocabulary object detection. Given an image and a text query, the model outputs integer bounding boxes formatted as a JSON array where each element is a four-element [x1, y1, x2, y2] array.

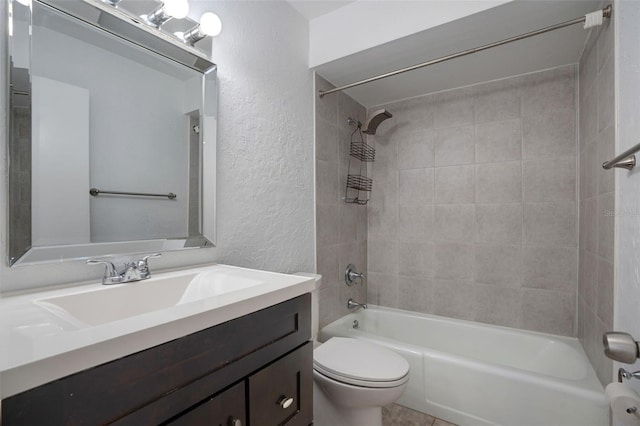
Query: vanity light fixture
[[182, 12, 222, 44], [145, 0, 189, 27]]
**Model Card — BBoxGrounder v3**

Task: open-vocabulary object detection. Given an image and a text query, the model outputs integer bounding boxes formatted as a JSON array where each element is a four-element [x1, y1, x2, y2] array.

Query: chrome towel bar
[[89, 188, 177, 199], [602, 141, 640, 171]]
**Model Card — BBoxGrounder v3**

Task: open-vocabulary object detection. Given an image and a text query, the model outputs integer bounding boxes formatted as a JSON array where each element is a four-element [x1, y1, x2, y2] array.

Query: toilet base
[[313, 381, 382, 426]]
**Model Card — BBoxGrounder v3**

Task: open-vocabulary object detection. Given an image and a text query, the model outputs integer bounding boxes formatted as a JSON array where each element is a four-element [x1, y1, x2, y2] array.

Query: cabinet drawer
[[248, 342, 312, 426], [167, 381, 246, 426]]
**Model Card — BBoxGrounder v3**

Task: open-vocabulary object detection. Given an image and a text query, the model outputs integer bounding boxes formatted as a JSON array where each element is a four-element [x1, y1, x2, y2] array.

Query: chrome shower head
[[362, 109, 392, 135]]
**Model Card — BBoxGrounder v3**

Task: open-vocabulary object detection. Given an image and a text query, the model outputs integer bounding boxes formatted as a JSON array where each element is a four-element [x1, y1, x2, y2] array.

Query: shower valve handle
[[345, 264, 364, 286]]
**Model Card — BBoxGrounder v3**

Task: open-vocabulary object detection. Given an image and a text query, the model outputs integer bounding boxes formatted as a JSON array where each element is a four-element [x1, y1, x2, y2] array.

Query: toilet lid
[[313, 337, 409, 387]]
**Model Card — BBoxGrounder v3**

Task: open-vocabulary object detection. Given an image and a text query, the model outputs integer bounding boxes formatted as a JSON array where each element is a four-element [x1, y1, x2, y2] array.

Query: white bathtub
[[319, 306, 608, 426]]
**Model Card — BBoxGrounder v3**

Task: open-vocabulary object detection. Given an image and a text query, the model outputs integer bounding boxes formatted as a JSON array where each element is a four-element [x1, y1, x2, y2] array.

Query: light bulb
[[199, 12, 222, 36], [164, 0, 189, 19]]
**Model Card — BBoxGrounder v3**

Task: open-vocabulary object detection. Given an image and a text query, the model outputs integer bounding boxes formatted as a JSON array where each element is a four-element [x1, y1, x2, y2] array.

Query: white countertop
[[0, 264, 315, 398]]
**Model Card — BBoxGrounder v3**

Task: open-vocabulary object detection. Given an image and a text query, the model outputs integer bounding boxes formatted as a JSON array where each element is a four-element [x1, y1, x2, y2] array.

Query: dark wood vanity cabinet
[[2, 294, 313, 426]]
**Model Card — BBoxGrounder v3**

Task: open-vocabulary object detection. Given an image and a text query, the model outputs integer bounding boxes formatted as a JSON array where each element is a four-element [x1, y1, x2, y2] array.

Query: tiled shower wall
[[315, 75, 368, 328], [578, 10, 615, 385], [367, 65, 578, 336]]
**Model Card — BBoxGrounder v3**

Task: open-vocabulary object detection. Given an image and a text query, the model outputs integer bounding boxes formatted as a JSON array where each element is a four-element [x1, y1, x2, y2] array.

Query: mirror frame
[[7, 0, 218, 266]]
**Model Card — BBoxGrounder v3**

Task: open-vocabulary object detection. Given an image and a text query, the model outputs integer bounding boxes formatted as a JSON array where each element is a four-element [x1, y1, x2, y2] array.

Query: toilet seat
[[313, 337, 409, 388]]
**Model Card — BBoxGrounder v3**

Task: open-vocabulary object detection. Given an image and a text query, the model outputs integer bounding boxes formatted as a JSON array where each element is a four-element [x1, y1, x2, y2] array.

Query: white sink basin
[[2, 263, 315, 399], [35, 270, 265, 326]]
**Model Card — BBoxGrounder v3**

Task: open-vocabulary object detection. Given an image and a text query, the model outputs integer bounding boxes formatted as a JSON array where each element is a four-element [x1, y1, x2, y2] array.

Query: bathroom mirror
[[7, 0, 217, 266]]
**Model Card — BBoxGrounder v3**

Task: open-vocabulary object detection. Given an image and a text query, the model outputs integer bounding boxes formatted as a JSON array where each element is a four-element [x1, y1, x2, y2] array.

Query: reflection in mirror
[[7, 0, 217, 266]]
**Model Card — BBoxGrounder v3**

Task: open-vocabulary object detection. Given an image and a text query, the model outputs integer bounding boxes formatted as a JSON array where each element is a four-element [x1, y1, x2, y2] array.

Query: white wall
[[614, 0, 640, 411], [308, 0, 510, 67], [0, 1, 315, 292]]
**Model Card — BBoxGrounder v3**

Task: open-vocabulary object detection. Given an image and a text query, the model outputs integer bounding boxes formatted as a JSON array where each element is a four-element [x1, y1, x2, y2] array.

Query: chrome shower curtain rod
[[318, 5, 612, 98]]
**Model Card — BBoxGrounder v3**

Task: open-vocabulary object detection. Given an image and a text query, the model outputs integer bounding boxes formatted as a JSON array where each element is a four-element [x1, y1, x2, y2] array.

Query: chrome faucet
[[345, 264, 364, 286], [87, 253, 162, 285], [347, 298, 367, 310]]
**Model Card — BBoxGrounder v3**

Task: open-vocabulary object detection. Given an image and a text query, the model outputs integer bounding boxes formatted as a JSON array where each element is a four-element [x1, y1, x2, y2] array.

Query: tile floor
[[382, 404, 458, 426]]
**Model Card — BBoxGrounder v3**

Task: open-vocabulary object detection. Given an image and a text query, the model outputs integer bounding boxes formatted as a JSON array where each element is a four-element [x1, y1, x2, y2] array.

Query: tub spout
[[347, 298, 367, 310]]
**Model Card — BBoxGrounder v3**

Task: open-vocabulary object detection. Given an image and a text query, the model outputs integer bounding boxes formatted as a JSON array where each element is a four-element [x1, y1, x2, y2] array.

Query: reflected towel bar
[[602, 142, 640, 171], [89, 188, 177, 199]]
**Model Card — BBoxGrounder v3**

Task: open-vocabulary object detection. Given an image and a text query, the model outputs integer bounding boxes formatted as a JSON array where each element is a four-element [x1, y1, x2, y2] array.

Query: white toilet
[[297, 273, 410, 426]]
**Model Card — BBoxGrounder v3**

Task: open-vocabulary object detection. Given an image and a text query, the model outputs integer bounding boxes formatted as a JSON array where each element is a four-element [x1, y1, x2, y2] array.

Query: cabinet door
[[167, 381, 246, 426], [248, 342, 312, 426]]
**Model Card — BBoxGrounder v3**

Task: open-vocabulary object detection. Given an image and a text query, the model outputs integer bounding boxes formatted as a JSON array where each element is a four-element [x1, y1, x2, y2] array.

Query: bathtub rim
[[319, 304, 606, 403]]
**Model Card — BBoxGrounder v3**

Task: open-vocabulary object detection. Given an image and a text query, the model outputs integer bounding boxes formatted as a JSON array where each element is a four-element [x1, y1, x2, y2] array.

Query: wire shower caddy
[[344, 117, 375, 205]]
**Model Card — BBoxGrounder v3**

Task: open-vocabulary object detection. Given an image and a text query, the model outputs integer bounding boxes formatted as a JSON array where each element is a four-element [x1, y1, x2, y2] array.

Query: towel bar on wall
[[602, 142, 640, 171], [89, 188, 177, 199]]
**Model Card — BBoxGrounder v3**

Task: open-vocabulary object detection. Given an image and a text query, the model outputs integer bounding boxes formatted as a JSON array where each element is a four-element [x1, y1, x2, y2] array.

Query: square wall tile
[[434, 243, 474, 280], [597, 258, 614, 329], [522, 246, 577, 292], [317, 204, 340, 246], [579, 249, 598, 310], [317, 245, 339, 286], [398, 242, 434, 278], [316, 75, 337, 124], [523, 157, 576, 203], [583, 140, 599, 200], [598, 55, 615, 133], [397, 276, 433, 313], [393, 96, 435, 133], [368, 240, 398, 274], [316, 120, 338, 163], [434, 126, 475, 167], [367, 272, 399, 307], [316, 159, 339, 205], [374, 135, 398, 166], [521, 65, 575, 117], [397, 130, 434, 170], [475, 119, 522, 164], [398, 204, 434, 242], [523, 202, 576, 247], [368, 203, 398, 241], [523, 109, 576, 159], [579, 84, 598, 149], [474, 284, 522, 327], [598, 126, 615, 195], [582, 198, 598, 253], [476, 162, 522, 203], [521, 288, 575, 336], [598, 192, 614, 262], [476, 204, 522, 244], [435, 166, 475, 204], [433, 280, 476, 321], [399, 169, 434, 205], [435, 204, 475, 243], [434, 87, 475, 129], [339, 92, 366, 130], [475, 244, 522, 285], [474, 78, 521, 123], [339, 203, 359, 243]]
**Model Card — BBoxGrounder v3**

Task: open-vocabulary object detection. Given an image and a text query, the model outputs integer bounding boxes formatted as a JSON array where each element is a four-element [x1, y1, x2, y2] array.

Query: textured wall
[[578, 2, 616, 385], [615, 0, 640, 406], [0, 1, 315, 292], [366, 65, 579, 336], [315, 75, 368, 328]]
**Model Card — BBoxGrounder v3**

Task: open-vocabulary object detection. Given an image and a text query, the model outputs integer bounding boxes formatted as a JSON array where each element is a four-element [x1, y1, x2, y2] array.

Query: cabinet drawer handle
[[227, 417, 242, 426], [278, 396, 294, 409]]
